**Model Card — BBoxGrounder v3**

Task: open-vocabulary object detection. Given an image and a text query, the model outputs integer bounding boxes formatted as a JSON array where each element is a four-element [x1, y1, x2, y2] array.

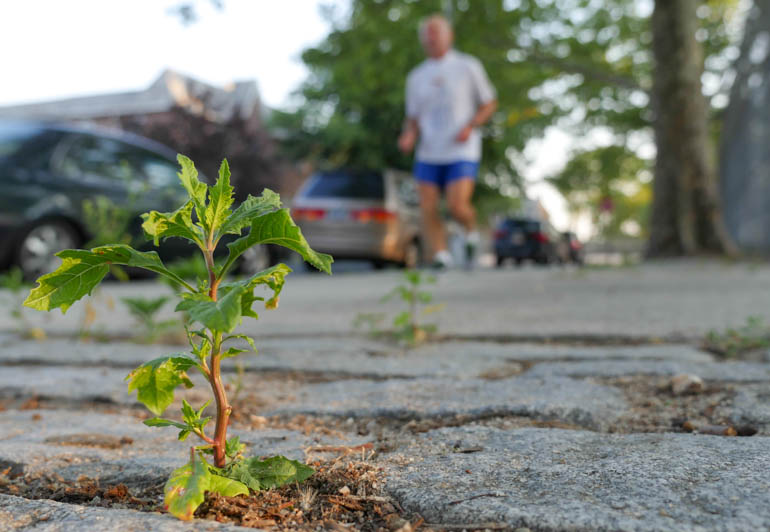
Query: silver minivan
[[291, 168, 422, 268]]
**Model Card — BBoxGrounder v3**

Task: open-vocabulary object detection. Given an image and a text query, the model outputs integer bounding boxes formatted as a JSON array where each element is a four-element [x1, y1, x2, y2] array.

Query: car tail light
[[292, 207, 326, 221], [493, 229, 506, 240], [534, 232, 549, 243], [351, 208, 397, 223]]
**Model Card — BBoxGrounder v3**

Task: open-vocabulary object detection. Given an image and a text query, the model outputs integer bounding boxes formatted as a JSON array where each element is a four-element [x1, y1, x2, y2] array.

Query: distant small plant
[[0, 268, 44, 340], [76, 195, 140, 340], [703, 316, 770, 358], [379, 270, 443, 345], [121, 296, 179, 343], [23, 155, 332, 520]]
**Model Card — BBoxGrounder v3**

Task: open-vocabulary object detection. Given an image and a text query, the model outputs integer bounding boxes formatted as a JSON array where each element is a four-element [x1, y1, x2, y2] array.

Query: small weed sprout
[[703, 316, 770, 358], [23, 155, 333, 520], [0, 268, 44, 340], [121, 296, 179, 343], [381, 270, 443, 345], [77, 195, 138, 339]]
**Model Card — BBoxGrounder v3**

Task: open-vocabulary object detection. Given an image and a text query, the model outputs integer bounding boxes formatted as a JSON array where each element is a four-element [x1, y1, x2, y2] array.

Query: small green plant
[[23, 155, 332, 520], [76, 195, 139, 340], [0, 267, 44, 340], [703, 316, 770, 358], [121, 296, 179, 343], [381, 270, 443, 345]]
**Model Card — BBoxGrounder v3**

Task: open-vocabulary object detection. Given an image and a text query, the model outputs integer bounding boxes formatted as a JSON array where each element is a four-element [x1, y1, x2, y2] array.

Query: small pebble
[[670, 374, 704, 395]]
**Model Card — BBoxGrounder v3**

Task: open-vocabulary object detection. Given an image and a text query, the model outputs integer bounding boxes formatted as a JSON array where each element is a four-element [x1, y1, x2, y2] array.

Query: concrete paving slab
[[730, 388, 770, 432], [528, 359, 770, 381], [0, 366, 140, 404], [5, 261, 770, 339], [386, 426, 770, 531], [0, 494, 252, 531], [0, 338, 713, 382], [266, 376, 628, 431]]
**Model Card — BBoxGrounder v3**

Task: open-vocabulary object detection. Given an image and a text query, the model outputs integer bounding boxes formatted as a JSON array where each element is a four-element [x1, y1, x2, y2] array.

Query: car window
[[303, 170, 384, 199], [507, 220, 540, 232], [0, 124, 39, 161], [56, 134, 143, 185], [0, 124, 61, 171], [135, 153, 180, 188]]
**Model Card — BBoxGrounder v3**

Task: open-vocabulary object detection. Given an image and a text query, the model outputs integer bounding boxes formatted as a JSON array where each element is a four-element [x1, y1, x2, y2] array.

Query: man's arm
[[456, 99, 498, 142], [398, 117, 419, 154]]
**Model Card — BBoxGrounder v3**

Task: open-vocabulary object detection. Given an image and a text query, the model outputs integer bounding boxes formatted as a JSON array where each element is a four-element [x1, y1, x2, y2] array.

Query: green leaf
[[177, 155, 208, 228], [205, 159, 234, 234], [218, 189, 282, 237], [141, 201, 203, 246], [164, 457, 211, 521], [143, 416, 196, 440], [242, 456, 314, 489], [126, 356, 196, 415], [182, 399, 211, 425], [223, 460, 261, 491], [224, 334, 257, 354], [221, 263, 292, 318], [224, 209, 332, 275], [222, 347, 248, 359], [143, 418, 190, 431], [393, 311, 411, 328], [208, 474, 249, 497], [225, 436, 245, 459], [175, 286, 247, 333], [23, 250, 110, 313], [121, 296, 169, 319]]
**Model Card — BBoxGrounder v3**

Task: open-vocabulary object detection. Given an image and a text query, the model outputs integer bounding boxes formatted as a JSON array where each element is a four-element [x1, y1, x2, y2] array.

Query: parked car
[[492, 217, 561, 267], [291, 168, 422, 269], [0, 120, 273, 280], [561, 231, 584, 265]]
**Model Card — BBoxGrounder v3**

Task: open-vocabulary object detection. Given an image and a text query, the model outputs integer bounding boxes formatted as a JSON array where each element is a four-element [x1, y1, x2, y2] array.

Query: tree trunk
[[647, 0, 737, 257]]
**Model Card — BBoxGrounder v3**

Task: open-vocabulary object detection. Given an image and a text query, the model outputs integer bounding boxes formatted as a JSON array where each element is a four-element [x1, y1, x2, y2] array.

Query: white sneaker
[[431, 249, 454, 270]]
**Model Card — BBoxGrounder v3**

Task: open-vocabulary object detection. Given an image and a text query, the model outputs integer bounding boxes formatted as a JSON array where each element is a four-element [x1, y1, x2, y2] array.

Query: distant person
[[398, 13, 498, 269]]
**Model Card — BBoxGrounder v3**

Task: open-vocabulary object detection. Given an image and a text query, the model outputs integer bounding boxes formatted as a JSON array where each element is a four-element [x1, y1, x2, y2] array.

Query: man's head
[[419, 14, 453, 58]]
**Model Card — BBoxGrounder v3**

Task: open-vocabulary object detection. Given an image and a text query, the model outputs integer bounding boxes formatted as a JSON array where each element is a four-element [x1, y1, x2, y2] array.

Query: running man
[[398, 13, 497, 269]]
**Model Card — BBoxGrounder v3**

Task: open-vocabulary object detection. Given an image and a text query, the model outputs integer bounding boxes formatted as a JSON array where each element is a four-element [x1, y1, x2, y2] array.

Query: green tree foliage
[[273, 0, 742, 231], [547, 145, 651, 238]]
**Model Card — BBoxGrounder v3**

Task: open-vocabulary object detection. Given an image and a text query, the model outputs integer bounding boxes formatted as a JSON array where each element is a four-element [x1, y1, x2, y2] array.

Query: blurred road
[[4, 259, 770, 340]]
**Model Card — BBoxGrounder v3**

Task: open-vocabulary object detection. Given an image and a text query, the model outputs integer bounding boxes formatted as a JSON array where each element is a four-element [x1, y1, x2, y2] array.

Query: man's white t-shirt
[[406, 49, 496, 164]]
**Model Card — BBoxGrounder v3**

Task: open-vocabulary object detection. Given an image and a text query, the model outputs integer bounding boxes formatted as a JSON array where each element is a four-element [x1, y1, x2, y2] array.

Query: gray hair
[[418, 13, 452, 42]]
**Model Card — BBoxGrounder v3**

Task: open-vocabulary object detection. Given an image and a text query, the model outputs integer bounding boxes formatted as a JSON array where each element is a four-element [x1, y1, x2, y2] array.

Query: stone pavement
[[1, 262, 769, 531]]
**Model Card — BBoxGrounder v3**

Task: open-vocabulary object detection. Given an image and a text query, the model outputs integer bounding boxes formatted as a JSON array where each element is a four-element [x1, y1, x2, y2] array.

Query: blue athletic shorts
[[413, 160, 479, 189]]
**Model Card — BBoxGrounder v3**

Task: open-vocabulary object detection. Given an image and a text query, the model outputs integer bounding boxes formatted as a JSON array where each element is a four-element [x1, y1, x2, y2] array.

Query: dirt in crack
[[0, 455, 421, 532], [195, 457, 420, 530], [598, 375, 760, 435], [0, 471, 161, 510]]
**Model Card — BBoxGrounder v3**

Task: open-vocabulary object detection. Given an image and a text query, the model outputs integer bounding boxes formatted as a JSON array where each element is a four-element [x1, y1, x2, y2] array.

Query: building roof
[[0, 70, 261, 123]]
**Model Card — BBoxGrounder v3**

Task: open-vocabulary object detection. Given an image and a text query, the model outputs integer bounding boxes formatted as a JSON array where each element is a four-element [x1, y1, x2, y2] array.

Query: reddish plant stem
[[204, 246, 229, 468], [205, 249, 219, 300], [209, 335, 230, 468]]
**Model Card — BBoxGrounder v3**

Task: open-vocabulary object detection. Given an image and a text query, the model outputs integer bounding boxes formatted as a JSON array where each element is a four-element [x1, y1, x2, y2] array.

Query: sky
[[0, 0, 578, 234], [0, 0, 341, 109]]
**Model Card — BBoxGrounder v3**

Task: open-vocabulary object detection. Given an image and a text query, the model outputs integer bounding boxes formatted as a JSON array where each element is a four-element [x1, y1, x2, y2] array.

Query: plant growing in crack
[[0, 267, 45, 340], [23, 155, 333, 520], [381, 270, 443, 345], [120, 295, 179, 343]]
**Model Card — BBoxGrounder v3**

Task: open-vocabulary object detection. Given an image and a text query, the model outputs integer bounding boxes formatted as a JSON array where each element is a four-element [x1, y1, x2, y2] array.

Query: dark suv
[[0, 120, 192, 279], [493, 217, 560, 267]]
